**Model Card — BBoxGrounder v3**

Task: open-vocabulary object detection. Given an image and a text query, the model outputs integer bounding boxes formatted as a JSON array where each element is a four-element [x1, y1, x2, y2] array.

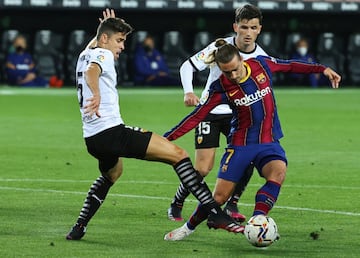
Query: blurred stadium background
[[1, 0, 359, 87]]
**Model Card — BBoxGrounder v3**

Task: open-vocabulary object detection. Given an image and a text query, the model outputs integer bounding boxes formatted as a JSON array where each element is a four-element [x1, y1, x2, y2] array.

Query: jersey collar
[[239, 62, 251, 83]]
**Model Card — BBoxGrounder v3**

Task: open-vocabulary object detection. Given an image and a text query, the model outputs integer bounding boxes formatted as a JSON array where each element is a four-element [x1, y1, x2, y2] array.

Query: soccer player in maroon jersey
[[168, 3, 266, 223], [164, 38, 340, 241]]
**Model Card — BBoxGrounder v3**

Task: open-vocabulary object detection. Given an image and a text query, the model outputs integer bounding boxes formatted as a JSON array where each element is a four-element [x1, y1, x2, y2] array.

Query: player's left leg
[[167, 117, 218, 221], [167, 147, 216, 221], [253, 158, 287, 216], [148, 133, 243, 232], [164, 178, 242, 241], [66, 158, 123, 240], [208, 178, 244, 230], [67, 125, 144, 240]]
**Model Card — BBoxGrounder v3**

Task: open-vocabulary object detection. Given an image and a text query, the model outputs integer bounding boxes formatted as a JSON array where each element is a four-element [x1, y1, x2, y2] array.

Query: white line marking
[[1, 88, 359, 96], [0, 88, 183, 96], [0, 185, 359, 217], [1, 178, 359, 190]]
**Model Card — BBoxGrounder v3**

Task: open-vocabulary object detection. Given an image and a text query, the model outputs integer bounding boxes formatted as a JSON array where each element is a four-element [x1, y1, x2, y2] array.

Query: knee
[[266, 170, 286, 185], [106, 171, 122, 183], [195, 155, 214, 176], [262, 161, 287, 184], [196, 164, 212, 176], [173, 145, 189, 162], [106, 163, 123, 183], [213, 192, 229, 206]]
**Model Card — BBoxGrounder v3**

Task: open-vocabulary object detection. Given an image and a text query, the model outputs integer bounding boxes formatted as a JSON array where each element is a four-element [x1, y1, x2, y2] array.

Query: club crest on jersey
[[256, 73, 266, 84], [97, 55, 105, 62], [199, 92, 209, 105], [221, 164, 228, 172], [197, 136, 203, 144]]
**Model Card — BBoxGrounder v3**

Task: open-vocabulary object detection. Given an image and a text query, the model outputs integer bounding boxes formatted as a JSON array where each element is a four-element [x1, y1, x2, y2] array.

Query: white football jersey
[[76, 47, 124, 137], [189, 36, 268, 114]]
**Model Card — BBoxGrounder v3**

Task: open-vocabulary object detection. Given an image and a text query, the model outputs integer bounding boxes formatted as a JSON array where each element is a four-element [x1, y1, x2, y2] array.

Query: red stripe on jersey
[[254, 59, 276, 143], [220, 77, 253, 146], [165, 90, 222, 141]]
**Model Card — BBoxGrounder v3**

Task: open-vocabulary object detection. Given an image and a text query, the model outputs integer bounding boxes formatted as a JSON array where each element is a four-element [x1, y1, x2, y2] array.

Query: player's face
[[233, 18, 262, 52], [218, 55, 245, 84], [101, 32, 127, 60]]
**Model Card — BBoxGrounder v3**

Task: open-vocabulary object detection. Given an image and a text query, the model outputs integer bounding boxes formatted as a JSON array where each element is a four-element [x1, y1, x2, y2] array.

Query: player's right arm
[[164, 82, 224, 141], [180, 40, 217, 107], [180, 60, 200, 106], [84, 62, 101, 117]]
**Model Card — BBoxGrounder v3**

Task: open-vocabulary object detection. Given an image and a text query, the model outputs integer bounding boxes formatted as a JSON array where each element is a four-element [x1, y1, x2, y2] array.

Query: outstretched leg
[[168, 147, 215, 221], [147, 134, 242, 230]]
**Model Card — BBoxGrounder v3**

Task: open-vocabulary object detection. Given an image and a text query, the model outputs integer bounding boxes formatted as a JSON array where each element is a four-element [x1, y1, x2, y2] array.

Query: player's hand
[[184, 92, 200, 107], [84, 94, 101, 118], [323, 67, 341, 88], [99, 8, 115, 23]]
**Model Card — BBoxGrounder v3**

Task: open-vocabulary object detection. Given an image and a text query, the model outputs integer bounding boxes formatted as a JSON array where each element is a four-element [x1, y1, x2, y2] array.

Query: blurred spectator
[[33, 30, 64, 87], [288, 38, 320, 88], [347, 32, 360, 85], [133, 34, 180, 86], [162, 31, 189, 81], [5, 34, 62, 87], [316, 32, 345, 86]]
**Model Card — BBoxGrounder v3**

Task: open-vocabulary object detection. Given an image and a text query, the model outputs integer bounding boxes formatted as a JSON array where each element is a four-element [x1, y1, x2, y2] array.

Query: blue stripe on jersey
[[220, 57, 283, 146], [165, 55, 325, 145]]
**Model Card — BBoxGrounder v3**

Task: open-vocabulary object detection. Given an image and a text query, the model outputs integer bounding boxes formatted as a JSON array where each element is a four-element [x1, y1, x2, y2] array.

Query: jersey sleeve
[[88, 48, 114, 73], [188, 40, 217, 72], [164, 81, 225, 141], [261, 55, 326, 74]]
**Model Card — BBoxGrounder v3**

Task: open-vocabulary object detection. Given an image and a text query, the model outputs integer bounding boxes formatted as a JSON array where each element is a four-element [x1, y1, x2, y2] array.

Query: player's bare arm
[[84, 63, 102, 117], [323, 67, 341, 88]]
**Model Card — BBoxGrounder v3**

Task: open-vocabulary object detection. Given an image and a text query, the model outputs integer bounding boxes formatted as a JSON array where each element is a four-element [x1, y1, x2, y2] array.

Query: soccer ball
[[244, 215, 279, 247]]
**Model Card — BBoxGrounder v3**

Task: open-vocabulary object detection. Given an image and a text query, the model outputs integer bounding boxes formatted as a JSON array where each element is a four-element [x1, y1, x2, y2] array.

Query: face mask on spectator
[[15, 46, 25, 53], [297, 47, 308, 56], [143, 45, 152, 53]]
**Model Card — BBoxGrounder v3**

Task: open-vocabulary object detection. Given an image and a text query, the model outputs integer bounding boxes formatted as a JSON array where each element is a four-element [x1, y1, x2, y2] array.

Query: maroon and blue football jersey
[[165, 55, 326, 146]]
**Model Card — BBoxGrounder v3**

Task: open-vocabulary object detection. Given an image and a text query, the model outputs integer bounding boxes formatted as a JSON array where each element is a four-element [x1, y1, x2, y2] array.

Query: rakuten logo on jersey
[[233, 87, 271, 106]]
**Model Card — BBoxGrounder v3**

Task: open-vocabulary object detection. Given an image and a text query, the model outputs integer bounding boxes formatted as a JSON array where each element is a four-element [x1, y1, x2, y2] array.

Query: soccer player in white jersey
[[66, 9, 243, 241], [167, 4, 268, 222]]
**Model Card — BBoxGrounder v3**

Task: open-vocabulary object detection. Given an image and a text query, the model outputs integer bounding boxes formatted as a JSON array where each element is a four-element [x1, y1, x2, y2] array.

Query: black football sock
[[188, 203, 208, 229], [76, 175, 113, 226], [171, 183, 190, 207], [227, 163, 255, 205], [173, 158, 218, 213]]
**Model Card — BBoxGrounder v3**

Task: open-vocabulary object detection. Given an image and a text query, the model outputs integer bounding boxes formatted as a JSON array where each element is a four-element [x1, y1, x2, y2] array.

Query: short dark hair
[[235, 4, 263, 25], [205, 38, 241, 65], [96, 17, 134, 40]]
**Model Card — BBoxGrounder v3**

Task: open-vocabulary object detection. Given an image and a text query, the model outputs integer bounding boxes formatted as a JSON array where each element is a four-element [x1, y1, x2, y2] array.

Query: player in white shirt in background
[[167, 4, 268, 223]]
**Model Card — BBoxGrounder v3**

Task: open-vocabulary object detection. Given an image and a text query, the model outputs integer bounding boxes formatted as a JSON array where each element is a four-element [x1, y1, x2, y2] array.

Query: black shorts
[[85, 124, 152, 173], [194, 113, 232, 149]]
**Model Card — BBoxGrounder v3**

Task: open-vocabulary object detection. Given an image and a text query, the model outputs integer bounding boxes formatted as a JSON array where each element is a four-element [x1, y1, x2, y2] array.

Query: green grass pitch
[[0, 86, 359, 258]]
